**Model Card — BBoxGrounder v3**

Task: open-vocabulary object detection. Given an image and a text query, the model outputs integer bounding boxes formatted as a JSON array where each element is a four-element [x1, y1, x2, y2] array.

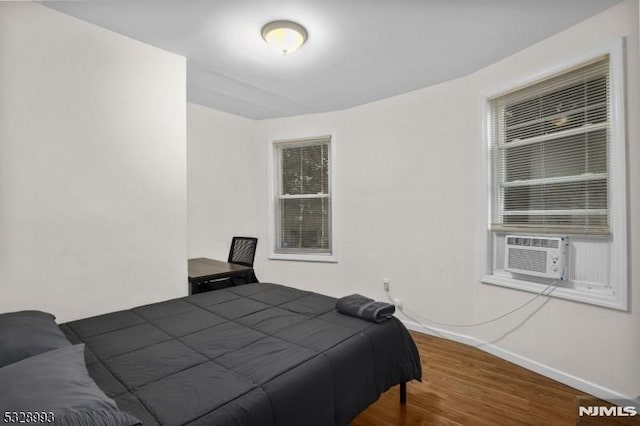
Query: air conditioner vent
[[507, 248, 546, 273], [504, 235, 567, 280]]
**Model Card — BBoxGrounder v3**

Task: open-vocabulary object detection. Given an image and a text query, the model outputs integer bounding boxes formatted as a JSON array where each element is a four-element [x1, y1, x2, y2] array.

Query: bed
[[56, 283, 422, 426]]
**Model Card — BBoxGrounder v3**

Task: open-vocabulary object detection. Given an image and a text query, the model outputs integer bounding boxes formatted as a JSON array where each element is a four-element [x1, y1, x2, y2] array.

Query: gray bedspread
[[59, 283, 421, 426]]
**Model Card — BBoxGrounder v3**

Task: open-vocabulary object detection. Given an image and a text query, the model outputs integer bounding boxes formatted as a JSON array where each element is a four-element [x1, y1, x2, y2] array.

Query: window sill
[[269, 252, 337, 263], [481, 273, 625, 311]]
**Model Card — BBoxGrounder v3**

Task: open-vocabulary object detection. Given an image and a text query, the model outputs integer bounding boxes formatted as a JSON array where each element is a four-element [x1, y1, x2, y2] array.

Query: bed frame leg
[[400, 382, 407, 404]]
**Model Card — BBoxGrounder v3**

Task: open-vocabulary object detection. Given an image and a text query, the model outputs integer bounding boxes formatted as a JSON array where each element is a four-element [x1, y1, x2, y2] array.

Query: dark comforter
[[59, 283, 421, 426]]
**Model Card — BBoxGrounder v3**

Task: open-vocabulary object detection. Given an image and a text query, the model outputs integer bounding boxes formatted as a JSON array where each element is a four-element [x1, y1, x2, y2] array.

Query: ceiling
[[44, 0, 623, 120]]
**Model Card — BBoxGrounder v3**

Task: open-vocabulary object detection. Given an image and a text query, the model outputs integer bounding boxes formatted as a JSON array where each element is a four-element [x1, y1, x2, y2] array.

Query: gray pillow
[[0, 310, 70, 367], [0, 344, 140, 426]]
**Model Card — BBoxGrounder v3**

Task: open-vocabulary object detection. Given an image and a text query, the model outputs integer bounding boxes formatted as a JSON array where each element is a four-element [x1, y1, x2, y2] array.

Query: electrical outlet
[[382, 278, 389, 293], [383, 279, 390, 292]]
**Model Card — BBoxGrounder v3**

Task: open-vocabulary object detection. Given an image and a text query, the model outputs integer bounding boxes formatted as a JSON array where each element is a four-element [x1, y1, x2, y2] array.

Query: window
[[269, 135, 335, 261], [489, 56, 610, 235], [483, 40, 627, 310]]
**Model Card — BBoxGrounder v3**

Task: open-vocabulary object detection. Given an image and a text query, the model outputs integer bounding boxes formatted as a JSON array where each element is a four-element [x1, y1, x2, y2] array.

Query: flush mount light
[[261, 20, 308, 55]]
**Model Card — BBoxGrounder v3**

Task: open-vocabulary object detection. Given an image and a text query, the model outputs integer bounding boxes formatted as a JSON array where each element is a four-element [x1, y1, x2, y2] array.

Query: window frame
[[480, 39, 628, 310], [267, 134, 337, 263]]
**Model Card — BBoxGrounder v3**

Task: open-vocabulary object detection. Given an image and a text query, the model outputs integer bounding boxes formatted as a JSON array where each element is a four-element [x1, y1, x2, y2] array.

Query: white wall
[[187, 103, 258, 260], [470, 1, 640, 401], [189, 0, 639, 399], [0, 3, 187, 322], [255, 100, 479, 329]]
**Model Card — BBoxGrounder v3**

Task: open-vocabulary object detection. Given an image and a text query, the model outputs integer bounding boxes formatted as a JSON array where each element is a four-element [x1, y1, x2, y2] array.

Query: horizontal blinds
[[276, 136, 331, 253], [490, 56, 610, 235]]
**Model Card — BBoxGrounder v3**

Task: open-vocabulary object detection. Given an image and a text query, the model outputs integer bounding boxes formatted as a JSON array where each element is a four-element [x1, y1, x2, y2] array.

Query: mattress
[[59, 283, 421, 426]]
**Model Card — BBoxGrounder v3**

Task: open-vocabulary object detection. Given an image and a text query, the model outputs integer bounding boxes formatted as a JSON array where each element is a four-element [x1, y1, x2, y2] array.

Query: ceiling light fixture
[[261, 20, 308, 55]]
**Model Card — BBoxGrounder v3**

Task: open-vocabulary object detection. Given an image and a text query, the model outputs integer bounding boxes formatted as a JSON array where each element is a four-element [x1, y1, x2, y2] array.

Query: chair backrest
[[228, 237, 258, 267]]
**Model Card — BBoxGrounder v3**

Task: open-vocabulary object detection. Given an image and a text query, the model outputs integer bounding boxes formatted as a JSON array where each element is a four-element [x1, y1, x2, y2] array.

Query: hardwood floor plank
[[351, 331, 636, 426]]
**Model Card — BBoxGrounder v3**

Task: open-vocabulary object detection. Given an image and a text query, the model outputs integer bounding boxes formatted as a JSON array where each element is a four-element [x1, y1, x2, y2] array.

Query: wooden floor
[[351, 331, 636, 426]]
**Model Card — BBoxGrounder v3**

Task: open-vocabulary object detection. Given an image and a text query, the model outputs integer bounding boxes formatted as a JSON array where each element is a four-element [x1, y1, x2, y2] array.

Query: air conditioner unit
[[504, 235, 568, 280]]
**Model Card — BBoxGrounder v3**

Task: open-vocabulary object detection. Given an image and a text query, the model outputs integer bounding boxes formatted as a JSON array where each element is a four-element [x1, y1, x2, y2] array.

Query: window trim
[[479, 39, 628, 310], [267, 133, 338, 263]]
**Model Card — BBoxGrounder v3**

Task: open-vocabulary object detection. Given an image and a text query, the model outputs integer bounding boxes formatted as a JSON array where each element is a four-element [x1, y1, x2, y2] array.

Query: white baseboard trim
[[401, 319, 634, 405]]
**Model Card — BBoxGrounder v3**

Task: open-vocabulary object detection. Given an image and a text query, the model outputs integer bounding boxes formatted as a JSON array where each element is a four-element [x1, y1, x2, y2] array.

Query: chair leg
[[400, 382, 406, 404]]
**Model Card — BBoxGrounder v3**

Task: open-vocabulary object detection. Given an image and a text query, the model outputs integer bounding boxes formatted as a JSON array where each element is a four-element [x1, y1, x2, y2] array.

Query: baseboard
[[401, 319, 634, 405]]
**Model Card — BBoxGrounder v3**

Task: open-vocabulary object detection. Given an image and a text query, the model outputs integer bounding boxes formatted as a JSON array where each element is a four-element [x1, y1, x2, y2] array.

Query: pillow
[[0, 310, 70, 367], [0, 344, 140, 426]]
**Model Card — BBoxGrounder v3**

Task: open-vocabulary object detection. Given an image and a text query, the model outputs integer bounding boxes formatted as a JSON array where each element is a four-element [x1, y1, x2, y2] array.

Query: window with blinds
[[274, 136, 332, 255], [489, 55, 610, 235]]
